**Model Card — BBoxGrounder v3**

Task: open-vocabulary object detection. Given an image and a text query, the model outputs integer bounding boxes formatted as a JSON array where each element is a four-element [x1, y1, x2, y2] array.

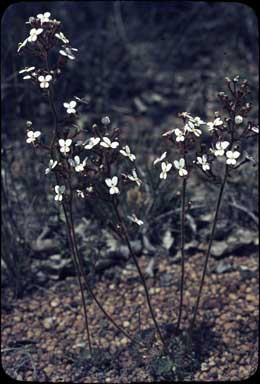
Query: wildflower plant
[[154, 75, 258, 341], [17, 12, 169, 357]]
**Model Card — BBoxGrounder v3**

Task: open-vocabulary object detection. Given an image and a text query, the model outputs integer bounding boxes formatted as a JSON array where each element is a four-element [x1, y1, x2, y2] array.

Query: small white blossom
[[86, 186, 93, 193], [101, 116, 111, 125], [153, 151, 167, 165], [59, 47, 78, 60], [174, 158, 188, 177], [185, 120, 202, 137], [174, 128, 185, 142], [45, 159, 58, 174], [68, 155, 87, 172], [63, 100, 77, 114], [128, 214, 144, 226], [55, 32, 69, 44], [100, 136, 119, 149], [26, 130, 41, 143], [28, 28, 43, 42], [84, 137, 101, 150], [251, 126, 259, 134], [160, 162, 172, 179], [59, 138, 72, 154], [17, 38, 29, 52], [226, 150, 240, 165], [37, 12, 51, 23], [38, 74, 52, 88], [105, 176, 119, 195], [213, 141, 230, 157], [76, 190, 85, 199], [235, 115, 243, 125], [207, 118, 223, 132], [54, 185, 65, 201], [120, 145, 136, 162], [191, 116, 206, 126], [179, 112, 192, 119], [162, 128, 175, 137], [19, 67, 35, 74], [127, 169, 142, 186], [196, 155, 210, 171]]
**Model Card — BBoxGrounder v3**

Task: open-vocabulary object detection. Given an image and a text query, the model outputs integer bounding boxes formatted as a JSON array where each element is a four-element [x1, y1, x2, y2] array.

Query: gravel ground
[[1, 252, 258, 382]]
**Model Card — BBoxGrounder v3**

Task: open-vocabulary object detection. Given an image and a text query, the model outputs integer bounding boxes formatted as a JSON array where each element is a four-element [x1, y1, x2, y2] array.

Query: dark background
[[1, 1, 259, 295]]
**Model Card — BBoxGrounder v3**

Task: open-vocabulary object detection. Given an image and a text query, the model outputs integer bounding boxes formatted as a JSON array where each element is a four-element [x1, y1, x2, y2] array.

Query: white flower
[[128, 214, 144, 226], [213, 141, 230, 157], [120, 145, 136, 162], [226, 150, 240, 165], [207, 118, 223, 132], [59, 47, 78, 60], [17, 38, 29, 52], [251, 126, 259, 134], [19, 67, 35, 74], [162, 128, 175, 137], [84, 137, 101, 150], [45, 159, 58, 174], [174, 158, 188, 177], [38, 74, 52, 88], [59, 138, 72, 154], [37, 12, 51, 23], [100, 137, 119, 149], [196, 155, 210, 171], [235, 115, 243, 125], [160, 162, 172, 179], [184, 120, 202, 137], [63, 100, 77, 114], [105, 176, 119, 195], [28, 28, 43, 42], [86, 186, 93, 193], [153, 151, 167, 165], [54, 185, 65, 201], [192, 116, 206, 126], [76, 190, 85, 199], [174, 128, 185, 142], [23, 75, 32, 80], [55, 32, 69, 44], [26, 130, 41, 143], [127, 169, 142, 186], [68, 156, 87, 172], [101, 116, 110, 125]]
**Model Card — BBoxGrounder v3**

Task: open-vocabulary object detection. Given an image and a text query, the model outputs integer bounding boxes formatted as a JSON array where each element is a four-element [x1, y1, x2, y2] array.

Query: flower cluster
[[154, 75, 258, 183]]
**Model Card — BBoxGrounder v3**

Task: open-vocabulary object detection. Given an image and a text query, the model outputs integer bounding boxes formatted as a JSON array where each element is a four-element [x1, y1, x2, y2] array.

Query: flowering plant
[[18, 11, 169, 357], [154, 75, 258, 339]]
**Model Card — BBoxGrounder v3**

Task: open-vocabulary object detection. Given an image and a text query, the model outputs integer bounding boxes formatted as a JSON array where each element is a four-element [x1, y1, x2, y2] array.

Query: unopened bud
[[101, 116, 110, 125]]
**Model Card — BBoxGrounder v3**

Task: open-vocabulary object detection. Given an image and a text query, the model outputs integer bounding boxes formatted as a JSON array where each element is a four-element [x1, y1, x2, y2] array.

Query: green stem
[[67, 186, 141, 347], [177, 177, 186, 331], [62, 201, 93, 355], [189, 165, 228, 332], [112, 199, 170, 355]]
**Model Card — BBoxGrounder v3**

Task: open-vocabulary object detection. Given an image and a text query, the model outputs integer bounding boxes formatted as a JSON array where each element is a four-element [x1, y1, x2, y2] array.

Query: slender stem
[[44, 54, 92, 354], [67, 190, 141, 347], [62, 202, 92, 355], [177, 177, 186, 331], [112, 199, 170, 355], [189, 165, 228, 332]]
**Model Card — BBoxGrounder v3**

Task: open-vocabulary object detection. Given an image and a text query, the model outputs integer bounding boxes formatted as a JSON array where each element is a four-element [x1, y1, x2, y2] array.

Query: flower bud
[[235, 115, 243, 125], [101, 116, 110, 125]]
